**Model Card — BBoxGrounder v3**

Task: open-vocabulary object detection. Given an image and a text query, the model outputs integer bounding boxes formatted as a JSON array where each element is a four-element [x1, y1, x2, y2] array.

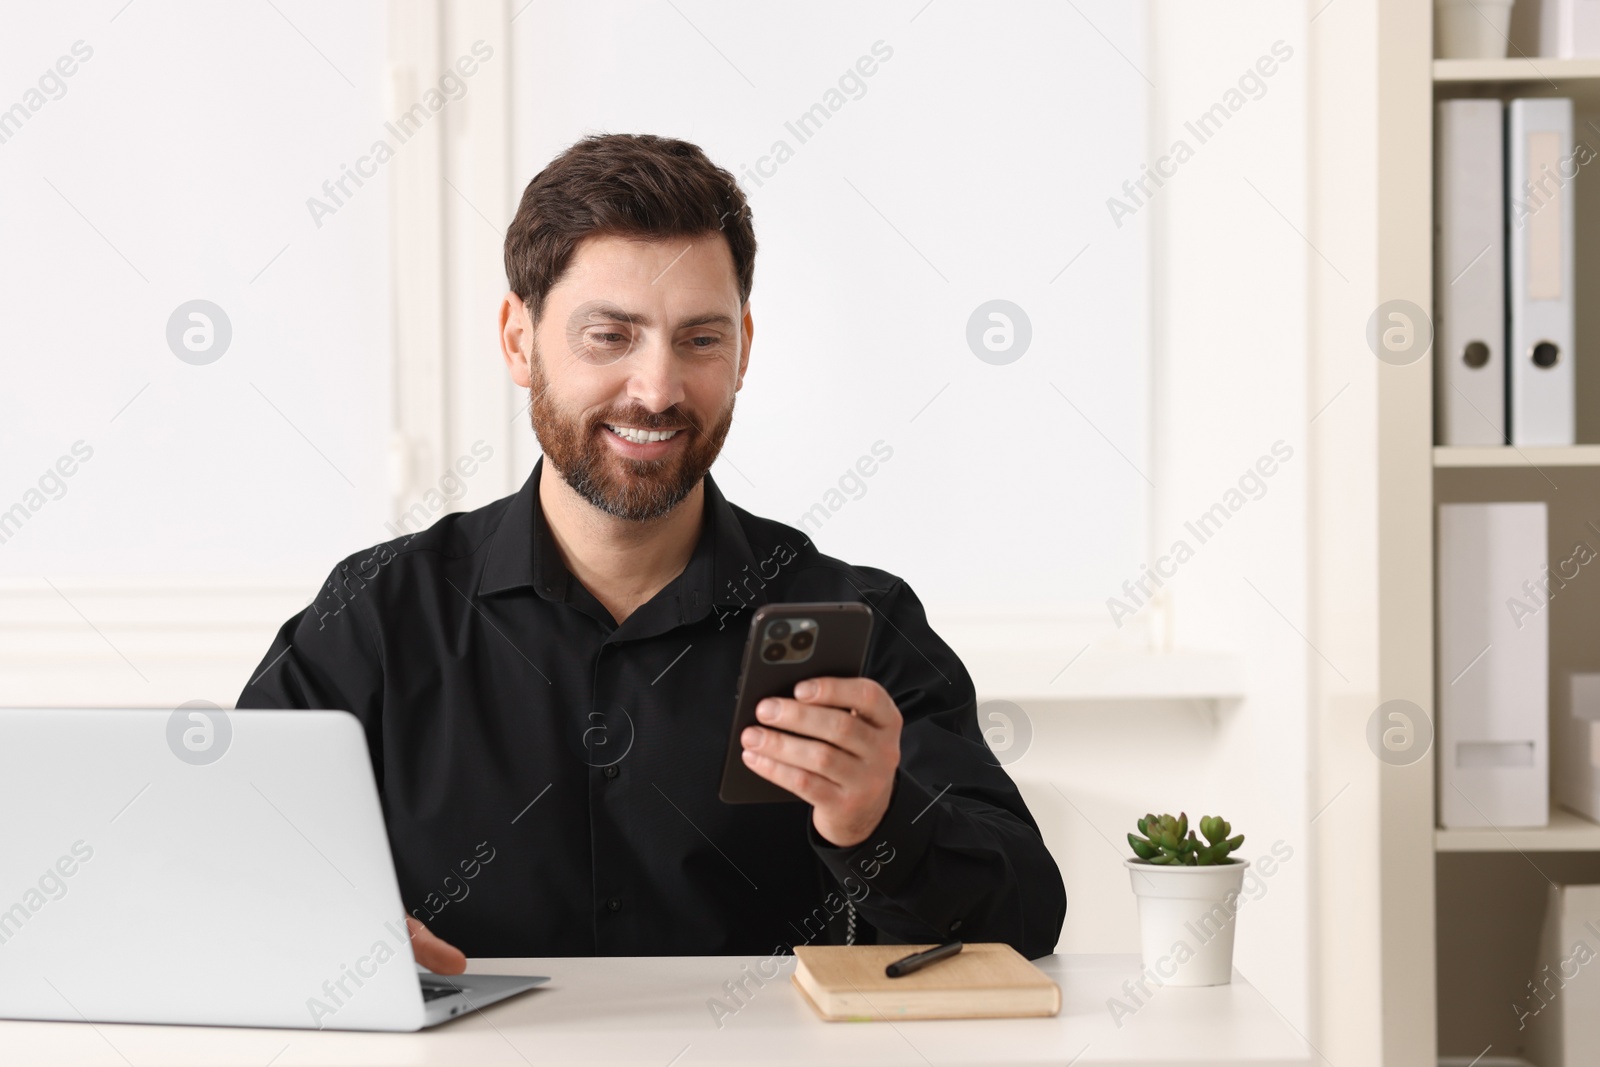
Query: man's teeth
[[607, 424, 681, 444]]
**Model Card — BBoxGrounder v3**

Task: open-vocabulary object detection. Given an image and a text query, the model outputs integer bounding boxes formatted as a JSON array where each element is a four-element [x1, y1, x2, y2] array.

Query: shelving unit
[[1396, 18, 1600, 1063]]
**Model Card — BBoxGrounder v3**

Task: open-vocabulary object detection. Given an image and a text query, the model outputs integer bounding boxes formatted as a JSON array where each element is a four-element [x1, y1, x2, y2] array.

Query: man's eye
[[688, 335, 720, 349], [589, 331, 628, 345]]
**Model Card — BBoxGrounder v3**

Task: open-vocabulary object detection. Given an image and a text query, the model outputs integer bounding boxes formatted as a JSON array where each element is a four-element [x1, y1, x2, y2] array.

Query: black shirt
[[237, 459, 1066, 959]]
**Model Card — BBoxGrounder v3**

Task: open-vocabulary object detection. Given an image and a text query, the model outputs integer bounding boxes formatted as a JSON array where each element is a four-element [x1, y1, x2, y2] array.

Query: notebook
[[791, 943, 1061, 1021]]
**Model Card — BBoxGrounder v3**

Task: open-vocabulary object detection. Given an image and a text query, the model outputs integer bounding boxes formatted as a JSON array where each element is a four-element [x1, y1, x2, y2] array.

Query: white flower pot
[[1123, 857, 1250, 987], [1435, 0, 1514, 59]]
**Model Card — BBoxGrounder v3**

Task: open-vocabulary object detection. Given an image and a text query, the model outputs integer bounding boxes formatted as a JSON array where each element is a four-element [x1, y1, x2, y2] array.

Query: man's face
[[507, 232, 751, 522]]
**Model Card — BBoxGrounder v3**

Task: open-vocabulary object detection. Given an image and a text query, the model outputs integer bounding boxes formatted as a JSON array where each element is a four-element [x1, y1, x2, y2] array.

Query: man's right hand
[[406, 916, 467, 975]]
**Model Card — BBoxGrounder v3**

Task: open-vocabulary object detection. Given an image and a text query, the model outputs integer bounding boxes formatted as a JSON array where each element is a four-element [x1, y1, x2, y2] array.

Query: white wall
[[0, 0, 393, 709], [1012, 0, 1312, 1033], [511, 0, 1152, 623], [1, 4, 1322, 1039], [0, 0, 391, 582]]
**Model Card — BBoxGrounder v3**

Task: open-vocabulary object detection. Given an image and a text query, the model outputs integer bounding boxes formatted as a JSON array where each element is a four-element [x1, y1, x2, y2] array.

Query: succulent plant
[[1128, 812, 1244, 866]]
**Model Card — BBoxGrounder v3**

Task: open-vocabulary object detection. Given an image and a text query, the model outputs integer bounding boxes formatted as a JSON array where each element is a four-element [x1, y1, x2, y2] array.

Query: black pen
[[884, 939, 963, 978]]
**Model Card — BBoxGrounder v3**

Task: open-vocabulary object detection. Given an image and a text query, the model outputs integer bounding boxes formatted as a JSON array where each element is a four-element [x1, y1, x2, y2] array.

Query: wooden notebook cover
[[791, 943, 1061, 1021]]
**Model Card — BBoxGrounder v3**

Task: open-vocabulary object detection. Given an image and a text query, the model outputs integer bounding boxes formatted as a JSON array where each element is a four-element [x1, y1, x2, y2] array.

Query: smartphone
[[718, 601, 874, 804]]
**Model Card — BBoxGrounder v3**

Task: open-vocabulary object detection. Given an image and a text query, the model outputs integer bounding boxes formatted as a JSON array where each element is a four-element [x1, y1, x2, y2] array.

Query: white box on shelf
[[1540, 0, 1600, 57], [1437, 0, 1514, 58], [1523, 882, 1600, 1067], [1556, 673, 1600, 822], [1437, 502, 1550, 828]]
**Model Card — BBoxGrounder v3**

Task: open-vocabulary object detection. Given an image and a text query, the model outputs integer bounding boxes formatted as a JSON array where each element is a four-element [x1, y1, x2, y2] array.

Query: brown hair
[[504, 133, 756, 326]]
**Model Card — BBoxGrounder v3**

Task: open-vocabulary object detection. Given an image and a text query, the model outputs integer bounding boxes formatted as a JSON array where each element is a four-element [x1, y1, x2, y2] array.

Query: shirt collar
[[477, 457, 765, 622]]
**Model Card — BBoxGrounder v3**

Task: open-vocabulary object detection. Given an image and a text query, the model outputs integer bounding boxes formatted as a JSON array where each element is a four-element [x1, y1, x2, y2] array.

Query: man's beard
[[528, 351, 735, 522]]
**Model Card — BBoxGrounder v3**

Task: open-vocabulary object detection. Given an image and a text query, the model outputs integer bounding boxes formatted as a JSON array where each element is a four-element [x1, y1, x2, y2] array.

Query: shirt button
[[604, 764, 620, 779], [607, 897, 622, 912]]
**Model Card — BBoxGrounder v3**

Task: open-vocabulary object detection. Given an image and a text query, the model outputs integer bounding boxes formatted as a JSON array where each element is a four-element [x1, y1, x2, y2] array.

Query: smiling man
[[238, 133, 1065, 971]]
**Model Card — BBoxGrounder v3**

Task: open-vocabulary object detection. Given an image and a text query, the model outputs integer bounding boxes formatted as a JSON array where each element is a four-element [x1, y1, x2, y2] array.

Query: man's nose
[[626, 335, 686, 414]]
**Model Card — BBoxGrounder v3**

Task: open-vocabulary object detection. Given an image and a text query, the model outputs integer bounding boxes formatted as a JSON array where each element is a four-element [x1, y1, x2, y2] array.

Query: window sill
[[961, 647, 1245, 705]]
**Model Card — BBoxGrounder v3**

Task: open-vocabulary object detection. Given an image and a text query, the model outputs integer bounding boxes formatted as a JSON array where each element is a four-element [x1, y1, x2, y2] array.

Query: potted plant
[[1123, 812, 1249, 987]]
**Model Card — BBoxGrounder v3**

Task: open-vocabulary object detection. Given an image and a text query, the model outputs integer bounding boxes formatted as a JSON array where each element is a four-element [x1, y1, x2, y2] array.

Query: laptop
[[0, 708, 548, 1030]]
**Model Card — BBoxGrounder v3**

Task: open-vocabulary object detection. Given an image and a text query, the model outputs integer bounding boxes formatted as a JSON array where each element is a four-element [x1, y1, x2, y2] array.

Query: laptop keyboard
[[419, 982, 459, 1002]]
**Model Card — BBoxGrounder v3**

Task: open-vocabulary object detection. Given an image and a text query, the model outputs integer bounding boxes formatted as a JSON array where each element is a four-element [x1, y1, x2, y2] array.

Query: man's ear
[[500, 292, 533, 388], [737, 302, 754, 391]]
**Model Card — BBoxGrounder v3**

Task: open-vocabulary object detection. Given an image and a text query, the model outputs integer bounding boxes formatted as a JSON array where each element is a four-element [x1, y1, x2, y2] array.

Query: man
[[238, 133, 1065, 972]]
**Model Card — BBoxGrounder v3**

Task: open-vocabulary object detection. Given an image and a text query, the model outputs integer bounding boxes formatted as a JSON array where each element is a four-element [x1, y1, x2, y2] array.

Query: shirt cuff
[[806, 768, 939, 900]]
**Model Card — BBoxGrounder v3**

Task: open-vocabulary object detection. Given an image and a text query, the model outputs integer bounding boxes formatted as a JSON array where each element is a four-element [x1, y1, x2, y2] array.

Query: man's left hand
[[741, 676, 902, 848]]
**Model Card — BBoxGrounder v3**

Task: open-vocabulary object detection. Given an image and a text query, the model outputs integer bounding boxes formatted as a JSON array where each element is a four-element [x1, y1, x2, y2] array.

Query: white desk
[[0, 953, 1311, 1066]]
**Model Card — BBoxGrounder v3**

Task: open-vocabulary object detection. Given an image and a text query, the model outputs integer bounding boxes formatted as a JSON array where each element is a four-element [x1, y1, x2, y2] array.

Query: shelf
[[1435, 806, 1600, 851], [1434, 57, 1600, 82], [1433, 444, 1600, 468]]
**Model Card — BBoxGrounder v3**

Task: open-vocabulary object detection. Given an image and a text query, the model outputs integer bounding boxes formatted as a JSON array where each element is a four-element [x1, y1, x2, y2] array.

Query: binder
[[1435, 100, 1506, 446], [1539, 0, 1600, 57], [1437, 502, 1549, 828], [1507, 98, 1576, 446]]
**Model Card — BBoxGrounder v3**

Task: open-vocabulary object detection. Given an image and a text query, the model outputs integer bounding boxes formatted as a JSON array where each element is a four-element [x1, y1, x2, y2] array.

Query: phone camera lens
[[762, 642, 786, 662], [790, 630, 814, 650], [767, 620, 791, 640]]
